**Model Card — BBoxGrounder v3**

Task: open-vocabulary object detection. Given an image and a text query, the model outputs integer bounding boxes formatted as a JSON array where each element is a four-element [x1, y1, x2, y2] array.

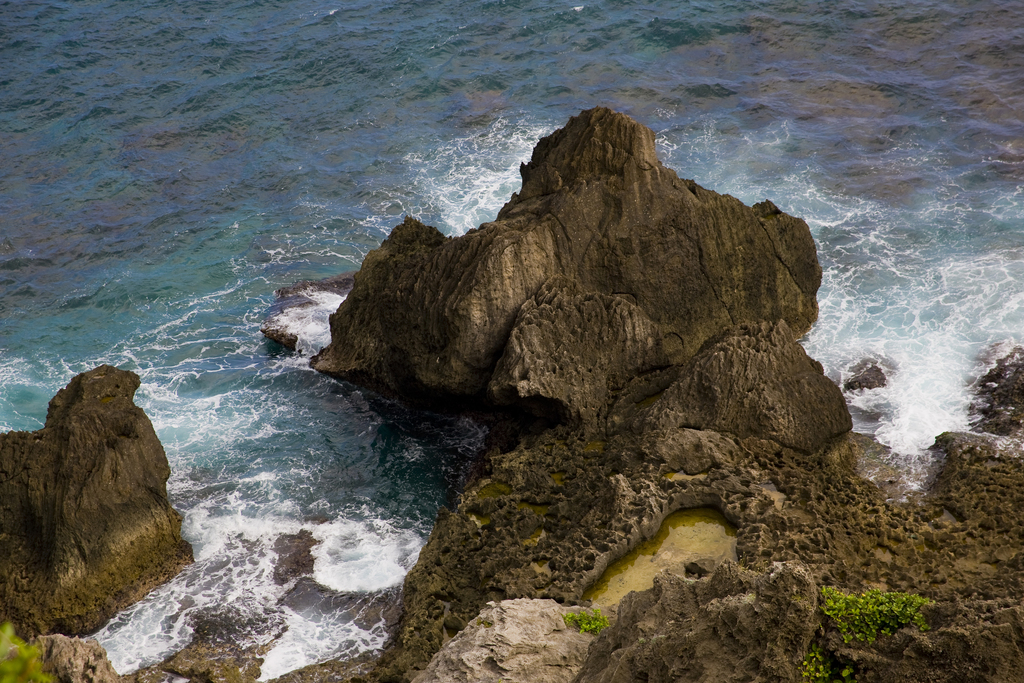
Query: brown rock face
[[312, 107, 821, 416], [637, 320, 852, 453], [971, 346, 1024, 436], [0, 365, 192, 637]]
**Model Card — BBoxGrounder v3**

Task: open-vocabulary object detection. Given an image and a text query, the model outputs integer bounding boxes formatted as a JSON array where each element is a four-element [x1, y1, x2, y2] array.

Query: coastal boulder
[[312, 107, 821, 416], [0, 365, 192, 636]]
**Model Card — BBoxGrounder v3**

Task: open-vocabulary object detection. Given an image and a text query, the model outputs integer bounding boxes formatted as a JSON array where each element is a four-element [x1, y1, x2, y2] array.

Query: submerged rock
[[843, 359, 888, 392], [273, 529, 320, 585], [0, 365, 192, 637], [312, 107, 821, 416], [261, 272, 355, 351]]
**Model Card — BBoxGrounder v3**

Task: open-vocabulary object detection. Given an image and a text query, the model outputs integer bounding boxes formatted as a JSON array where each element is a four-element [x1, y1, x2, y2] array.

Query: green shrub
[[0, 623, 50, 683], [800, 643, 856, 683], [819, 586, 930, 644], [563, 608, 609, 635]]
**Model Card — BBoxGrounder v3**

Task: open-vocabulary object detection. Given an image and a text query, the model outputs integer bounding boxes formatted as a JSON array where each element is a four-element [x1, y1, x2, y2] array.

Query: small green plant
[[800, 643, 856, 683], [820, 586, 931, 644], [0, 623, 50, 683], [563, 608, 609, 635]]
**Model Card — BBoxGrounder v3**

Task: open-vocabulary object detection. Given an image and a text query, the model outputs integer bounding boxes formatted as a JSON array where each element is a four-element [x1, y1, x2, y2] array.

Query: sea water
[[2, 0, 1022, 676]]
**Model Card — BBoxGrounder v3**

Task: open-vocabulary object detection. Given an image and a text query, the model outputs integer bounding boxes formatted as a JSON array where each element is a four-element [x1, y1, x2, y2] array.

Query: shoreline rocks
[[411, 599, 594, 683], [0, 365, 192, 637], [291, 109, 1024, 683]]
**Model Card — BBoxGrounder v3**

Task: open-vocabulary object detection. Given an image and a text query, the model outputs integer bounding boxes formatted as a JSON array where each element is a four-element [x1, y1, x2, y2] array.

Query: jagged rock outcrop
[[636, 320, 852, 453], [312, 107, 821, 415], [971, 346, 1024, 436], [34, 635, 120, 683], [0, 365, 192, 637], [412, 599, 594, 683]]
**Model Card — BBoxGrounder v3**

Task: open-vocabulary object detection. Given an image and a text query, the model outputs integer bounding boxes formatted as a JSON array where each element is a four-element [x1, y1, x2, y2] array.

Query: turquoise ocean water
[[2, 0, 1022, 675]]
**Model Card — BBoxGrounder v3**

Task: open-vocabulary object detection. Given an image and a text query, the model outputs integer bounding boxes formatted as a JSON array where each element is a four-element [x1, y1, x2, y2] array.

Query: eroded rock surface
[[576, 562, 819, 683], [312, 107, 821, 412], [0, 365, 192, 637], [34, 635, 120, 683], [412, 599, 594, 683], [635, 320, 851, 453]]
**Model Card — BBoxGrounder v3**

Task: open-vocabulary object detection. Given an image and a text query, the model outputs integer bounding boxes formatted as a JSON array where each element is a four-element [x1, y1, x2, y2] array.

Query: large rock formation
[[0, 365, 192, 636], [312, 107, 821, 415], [300, 108, 1024, 683]]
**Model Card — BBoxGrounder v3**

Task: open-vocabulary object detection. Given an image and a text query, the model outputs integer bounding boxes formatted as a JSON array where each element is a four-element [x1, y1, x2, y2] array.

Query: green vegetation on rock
[[563, 608, 609, 635], [820, 586, 931, 644], [800, 643, 856, 683], [0, 623, 50, 683]]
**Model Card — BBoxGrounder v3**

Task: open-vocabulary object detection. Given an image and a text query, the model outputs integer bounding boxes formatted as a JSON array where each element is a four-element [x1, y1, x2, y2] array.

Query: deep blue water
[[2, 0, 1023, 675]]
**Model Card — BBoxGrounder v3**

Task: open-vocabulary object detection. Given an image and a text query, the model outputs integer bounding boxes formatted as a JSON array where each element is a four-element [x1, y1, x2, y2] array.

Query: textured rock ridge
[[312, 107, 821, 416], [0, 365, 192, 636], [575, 562, 820, 683]]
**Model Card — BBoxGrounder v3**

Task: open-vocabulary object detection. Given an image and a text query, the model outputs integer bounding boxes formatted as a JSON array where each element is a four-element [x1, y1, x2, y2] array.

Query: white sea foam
[[95, 495, 421, 675], [258, 603, 389, 681], [312, 517, 424, 593], [94, 498, 297, 672], [399, 116, 550, 235], [267, 288, 347, 355]]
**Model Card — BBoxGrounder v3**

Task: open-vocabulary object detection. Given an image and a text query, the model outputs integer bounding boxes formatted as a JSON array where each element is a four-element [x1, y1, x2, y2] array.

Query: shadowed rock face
[[312, 107, 821, 417], [0, 365, 192, 637], [637, 320, 852, 454]]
